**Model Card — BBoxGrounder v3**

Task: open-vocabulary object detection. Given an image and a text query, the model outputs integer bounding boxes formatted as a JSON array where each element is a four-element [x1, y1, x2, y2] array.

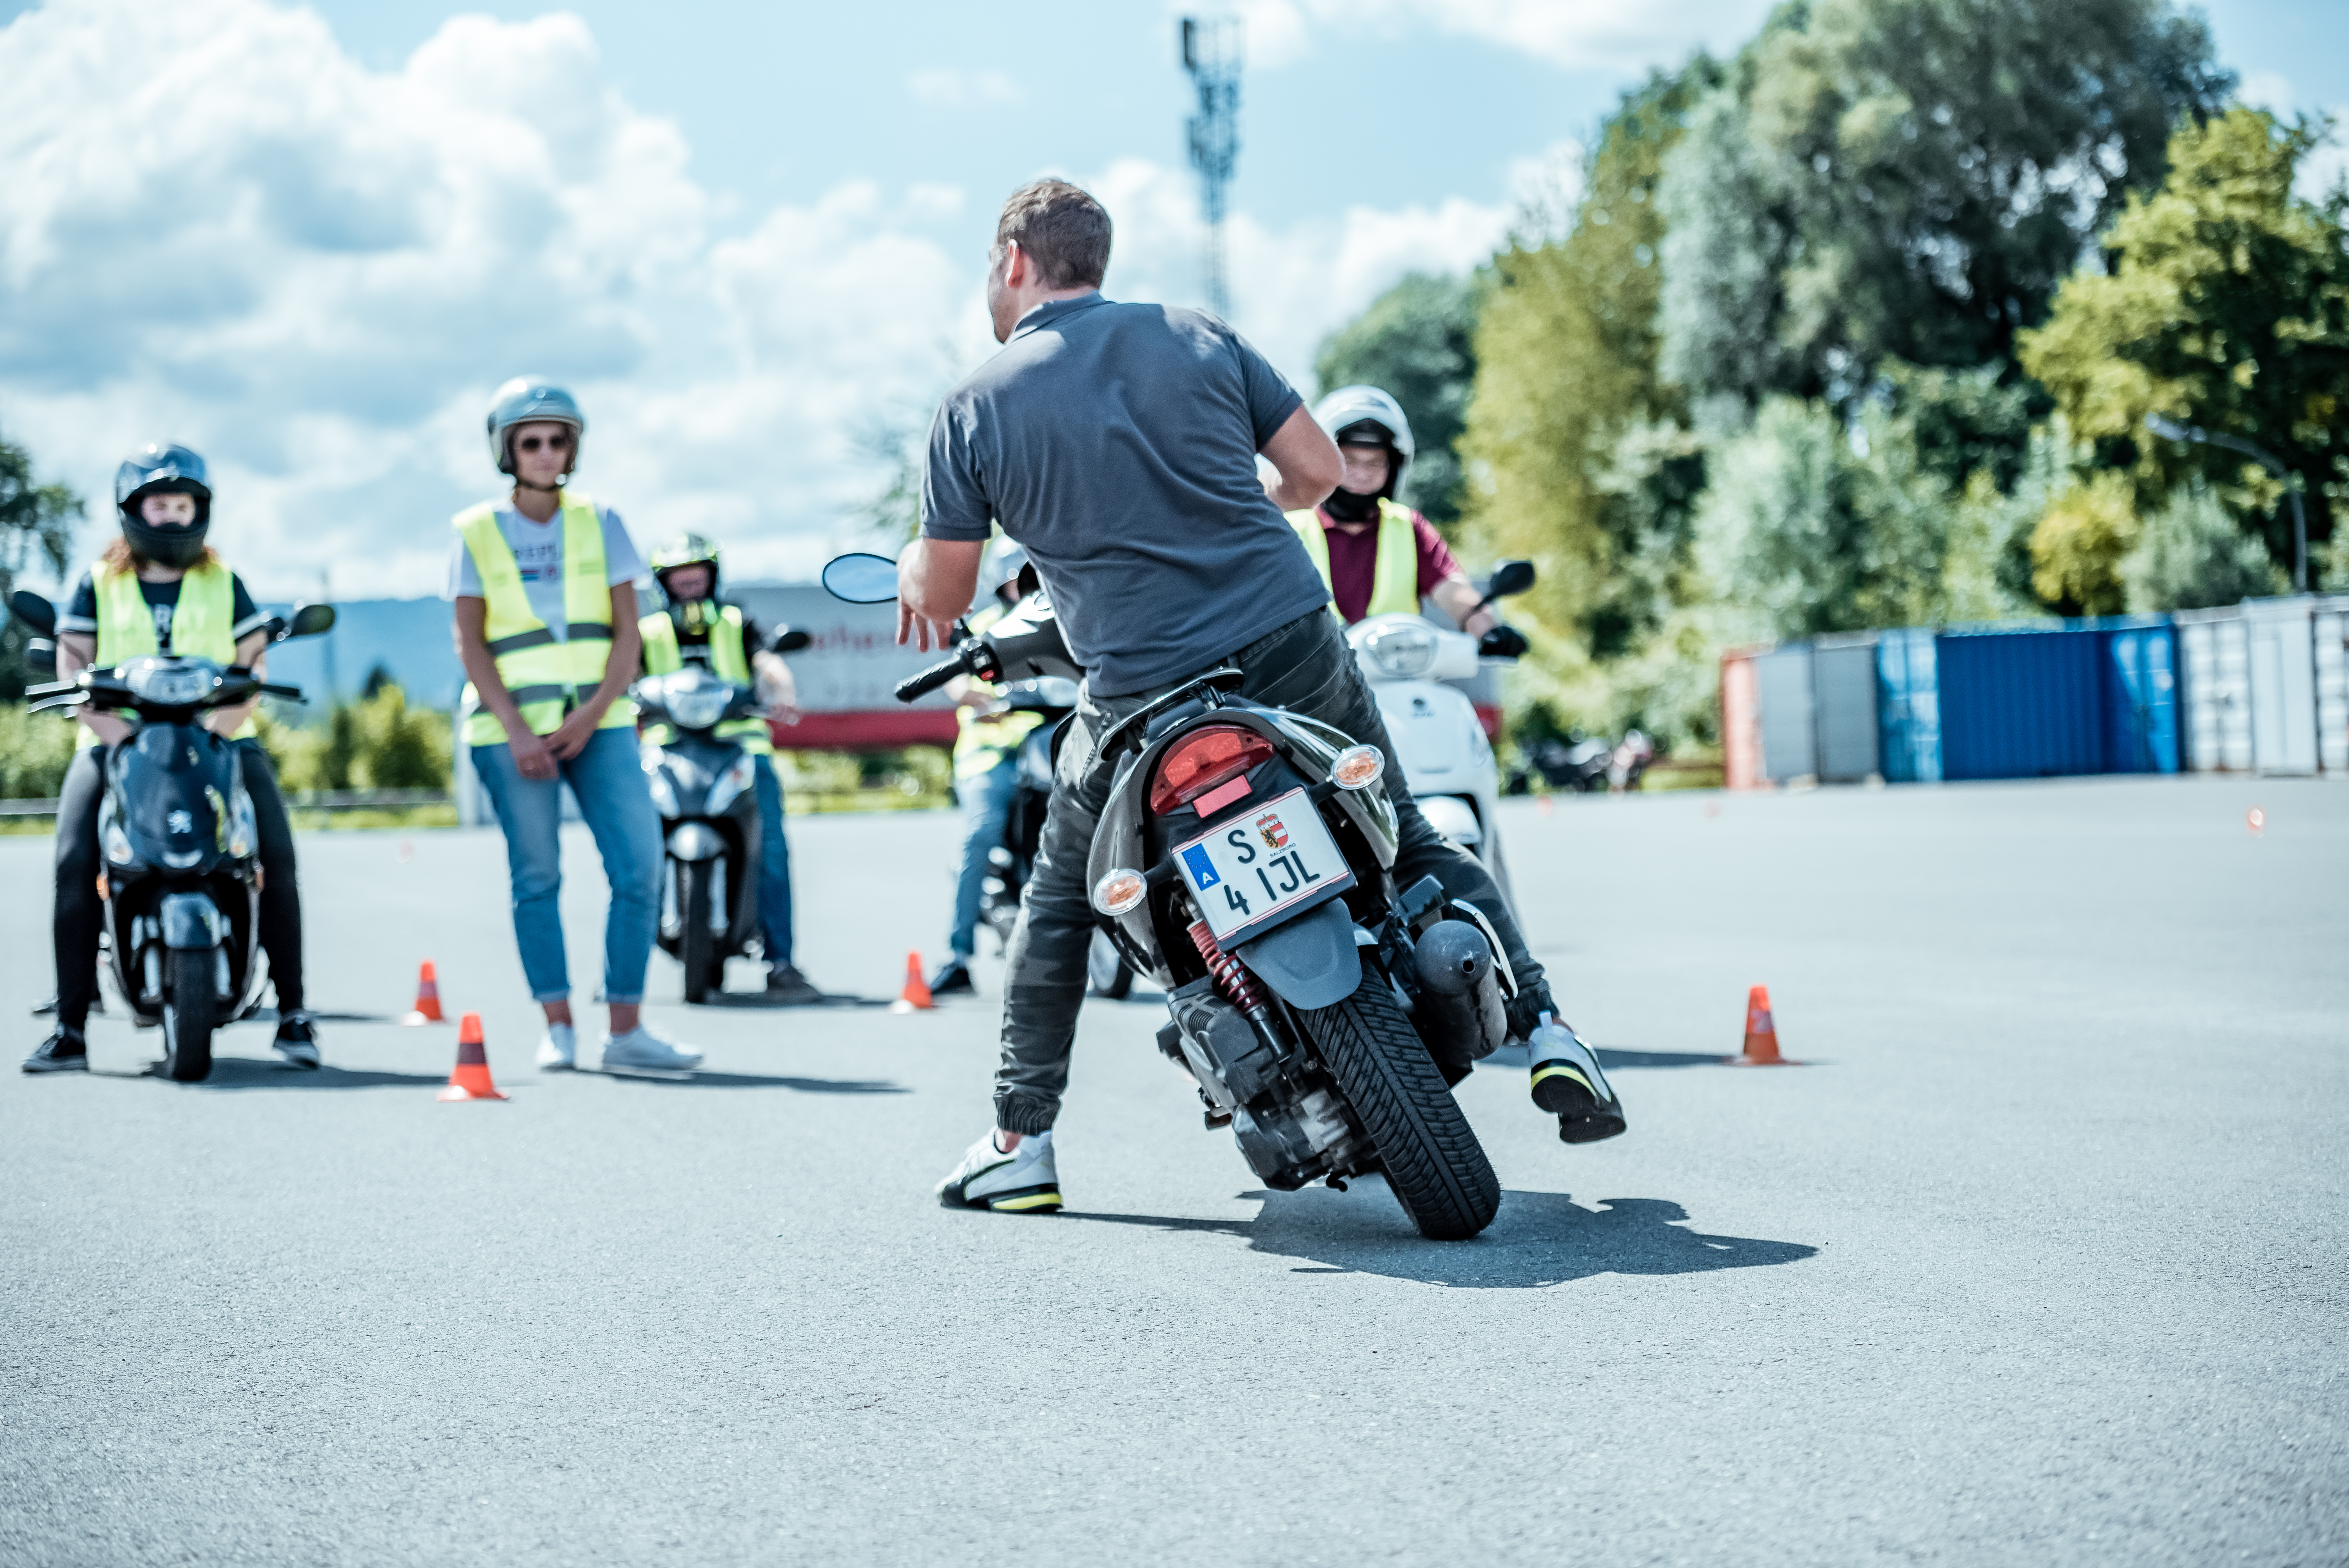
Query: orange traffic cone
[[1732, 984, 1789, 1065], [437, 1012, 509, 1101], [402, 960, 445, 1026], [889, 952, 934, 1014]]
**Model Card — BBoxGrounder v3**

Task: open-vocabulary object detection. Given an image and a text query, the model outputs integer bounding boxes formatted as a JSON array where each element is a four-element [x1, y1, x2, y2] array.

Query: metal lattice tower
[[1181, 16, 1242, 319]]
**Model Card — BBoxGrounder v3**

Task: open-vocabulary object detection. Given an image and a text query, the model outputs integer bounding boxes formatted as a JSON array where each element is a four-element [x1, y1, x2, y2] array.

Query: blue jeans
[[473, 725, 661, 1005], [947, 755, 1022, 961], [751, 755, 795, 966]]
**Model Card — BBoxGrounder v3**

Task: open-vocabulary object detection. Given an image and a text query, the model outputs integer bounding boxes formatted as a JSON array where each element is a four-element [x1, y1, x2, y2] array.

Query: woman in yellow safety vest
[[448, 379, 699, 1078], [1283, 385, 1506, 636], [639, 531, 821, 1001], [25, 445, 317, 1074]]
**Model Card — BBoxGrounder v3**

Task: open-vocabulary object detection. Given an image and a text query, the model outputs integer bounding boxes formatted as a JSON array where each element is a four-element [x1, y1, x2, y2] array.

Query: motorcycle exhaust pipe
[[1412, 919, 1507, 1064]]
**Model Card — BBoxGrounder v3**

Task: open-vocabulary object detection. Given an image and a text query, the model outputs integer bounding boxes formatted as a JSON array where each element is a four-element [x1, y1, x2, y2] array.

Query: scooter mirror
[[283, 603, 337, 639], [768, 627, 812, 654], [23, 639, 55, 675], [821, 552, 901, 604], [1485, 559, 1536, 599], [10, 589, 56, 636]]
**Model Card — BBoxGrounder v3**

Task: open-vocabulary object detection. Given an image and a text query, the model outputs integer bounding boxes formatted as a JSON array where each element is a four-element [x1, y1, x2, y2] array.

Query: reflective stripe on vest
[[638, 604, 770, 754], [90, 559, 255, 742], [1285, 499, 1421, 622], [458, 490, 634, 747]]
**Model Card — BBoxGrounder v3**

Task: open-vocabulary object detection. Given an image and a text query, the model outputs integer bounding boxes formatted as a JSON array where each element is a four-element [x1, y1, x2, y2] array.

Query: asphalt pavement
[[1, 777, 2342, 1566]]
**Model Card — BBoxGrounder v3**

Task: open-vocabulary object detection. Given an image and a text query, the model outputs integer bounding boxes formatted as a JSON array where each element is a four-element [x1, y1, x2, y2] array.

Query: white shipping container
[[2174, 607, 2252, 772], [2314, 596, 2349, 775]]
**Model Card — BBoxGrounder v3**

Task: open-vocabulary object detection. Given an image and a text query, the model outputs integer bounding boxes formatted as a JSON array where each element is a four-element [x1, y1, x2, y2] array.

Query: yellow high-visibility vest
[[456, 490, 634, 747], [89, 558, 255, 743], [1285, 498, 1421, 622], [639, 602, 772, 755]]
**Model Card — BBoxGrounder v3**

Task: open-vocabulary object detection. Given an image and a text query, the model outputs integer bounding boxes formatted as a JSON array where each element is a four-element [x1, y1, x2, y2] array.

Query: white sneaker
[[936, 1128, 1062, 1213], [601, 1025, 702, 1079], [536, 1023, 577, 1072]]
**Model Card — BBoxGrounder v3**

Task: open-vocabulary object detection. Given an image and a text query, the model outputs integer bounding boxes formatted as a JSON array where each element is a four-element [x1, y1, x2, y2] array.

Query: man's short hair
[[995, 180, 1112, 290]]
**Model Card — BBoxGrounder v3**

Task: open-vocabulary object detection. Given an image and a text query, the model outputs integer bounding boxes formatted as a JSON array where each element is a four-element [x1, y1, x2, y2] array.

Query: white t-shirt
[[444, 500, 646, 640]]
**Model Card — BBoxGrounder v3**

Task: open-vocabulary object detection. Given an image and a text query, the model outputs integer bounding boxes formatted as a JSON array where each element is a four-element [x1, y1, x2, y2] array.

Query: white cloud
[[0, 0, 1519, 597], [1224, 0, 1768, 71], [906, 68, 1024, 108]]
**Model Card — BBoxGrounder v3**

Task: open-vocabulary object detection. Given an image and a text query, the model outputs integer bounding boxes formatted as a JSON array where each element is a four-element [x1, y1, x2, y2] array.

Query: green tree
[[1658, 0, 2231, 412], [1459, 67, 1713, 724], [0, 430, 84, 701], [2020, 106, 2349, 588], [1312, 273, 1478, 522]]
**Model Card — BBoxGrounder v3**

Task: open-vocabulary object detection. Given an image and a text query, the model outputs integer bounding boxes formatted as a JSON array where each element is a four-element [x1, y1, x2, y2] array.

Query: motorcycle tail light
[[1330, 744, 1385, 791], [1148, 725, 1274, 814], [1093, 868, 1147, 916]]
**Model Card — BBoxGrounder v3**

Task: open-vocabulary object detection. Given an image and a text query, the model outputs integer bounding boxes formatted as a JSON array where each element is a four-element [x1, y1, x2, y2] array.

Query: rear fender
[[1235, 898, 1360, 1009]]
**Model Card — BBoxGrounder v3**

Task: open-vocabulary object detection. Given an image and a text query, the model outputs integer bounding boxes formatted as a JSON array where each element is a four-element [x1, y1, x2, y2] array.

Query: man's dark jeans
[[52, 738, 304, 1032], [993, 609, 1543, 1135]]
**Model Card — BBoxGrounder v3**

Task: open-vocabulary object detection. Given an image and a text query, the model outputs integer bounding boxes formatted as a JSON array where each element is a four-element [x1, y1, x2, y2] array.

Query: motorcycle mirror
[[820, 552, 900, 604], [9, 589, 57, 636], [768, 626, 812, 654], [1486, 559, 1536, 599], [282, 602, 337, 640]]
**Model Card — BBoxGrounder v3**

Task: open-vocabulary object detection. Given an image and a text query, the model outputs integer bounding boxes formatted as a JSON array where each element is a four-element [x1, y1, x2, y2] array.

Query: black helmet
[[114, 443, 213, 568]]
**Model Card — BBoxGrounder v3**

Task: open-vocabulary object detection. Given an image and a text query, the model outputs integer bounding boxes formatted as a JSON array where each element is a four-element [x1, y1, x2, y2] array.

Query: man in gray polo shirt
[[905, 180, 1626, 1213]]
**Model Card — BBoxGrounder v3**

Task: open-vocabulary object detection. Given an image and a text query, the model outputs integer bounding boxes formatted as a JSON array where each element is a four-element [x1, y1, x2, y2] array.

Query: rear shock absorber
[[1189, 919, 1287, 1056]]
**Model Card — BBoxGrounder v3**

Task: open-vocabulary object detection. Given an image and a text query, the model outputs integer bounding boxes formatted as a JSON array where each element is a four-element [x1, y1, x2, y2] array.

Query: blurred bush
[[258, 683, 451, 795], [0, 704, 78, 798]]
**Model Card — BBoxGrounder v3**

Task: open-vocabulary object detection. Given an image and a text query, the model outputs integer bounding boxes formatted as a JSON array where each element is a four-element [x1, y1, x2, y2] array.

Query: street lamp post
[[2145, 412, 2308, 593]]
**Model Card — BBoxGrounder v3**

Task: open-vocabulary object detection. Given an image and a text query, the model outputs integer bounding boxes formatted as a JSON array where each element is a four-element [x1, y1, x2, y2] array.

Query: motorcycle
[[15, 590, 335, 1082], [1348, 559, 1536, 916], [823, 552, 1513, 1240], [632, 627, 810, 1004]]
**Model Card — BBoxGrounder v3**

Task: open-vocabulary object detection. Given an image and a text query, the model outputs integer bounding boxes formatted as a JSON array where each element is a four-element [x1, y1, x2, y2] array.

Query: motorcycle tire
[[680, 862, 718, 1005], [1086, 928, 1133, 1000], [160, 947, 215, 1083], [1302, 953, 1501, 1241]]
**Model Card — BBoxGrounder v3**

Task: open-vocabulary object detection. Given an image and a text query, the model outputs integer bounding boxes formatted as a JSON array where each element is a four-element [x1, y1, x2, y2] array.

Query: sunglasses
[[514, 432, 576, 454]]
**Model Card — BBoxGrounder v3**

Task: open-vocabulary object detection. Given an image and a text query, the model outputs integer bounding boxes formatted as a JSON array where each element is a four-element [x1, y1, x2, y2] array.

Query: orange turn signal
[[1093, 868, 1147, 916], [1330, 744, 1385, 791]]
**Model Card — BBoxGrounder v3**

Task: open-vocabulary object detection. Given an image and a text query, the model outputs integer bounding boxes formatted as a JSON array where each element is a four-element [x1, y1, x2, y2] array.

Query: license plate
[[1172, 788, 1353, 944]]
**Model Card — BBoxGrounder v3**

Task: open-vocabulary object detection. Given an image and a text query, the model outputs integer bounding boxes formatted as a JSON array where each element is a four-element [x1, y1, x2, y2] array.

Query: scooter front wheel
[[679, 862, 718, 1004], [160, 947, 215, 1082]]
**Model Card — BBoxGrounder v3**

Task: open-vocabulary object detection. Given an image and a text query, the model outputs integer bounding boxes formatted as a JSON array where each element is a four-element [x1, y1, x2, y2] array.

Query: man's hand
[[896, 536, 985, 652], [512, 729, 559, 780], [544, 707, 600, 762]]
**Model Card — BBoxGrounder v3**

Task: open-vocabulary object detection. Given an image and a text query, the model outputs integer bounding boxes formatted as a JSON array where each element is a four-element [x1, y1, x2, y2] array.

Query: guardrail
[[0, 788, 454, 818]]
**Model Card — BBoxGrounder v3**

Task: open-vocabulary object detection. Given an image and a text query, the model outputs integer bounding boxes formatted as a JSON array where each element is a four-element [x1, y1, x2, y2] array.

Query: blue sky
[[1, 0, 2343, 597]]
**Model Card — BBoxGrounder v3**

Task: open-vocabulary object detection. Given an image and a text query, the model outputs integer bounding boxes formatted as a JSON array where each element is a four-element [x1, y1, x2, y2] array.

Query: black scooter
[[631, 628, 809, 1004], [823, 554, 1510, 1240], [16, 590, 335, 1082]]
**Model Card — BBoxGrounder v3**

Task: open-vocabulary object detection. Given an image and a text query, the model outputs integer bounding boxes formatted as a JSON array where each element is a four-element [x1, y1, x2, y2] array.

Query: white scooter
[[1346, 560, 1536, 918]]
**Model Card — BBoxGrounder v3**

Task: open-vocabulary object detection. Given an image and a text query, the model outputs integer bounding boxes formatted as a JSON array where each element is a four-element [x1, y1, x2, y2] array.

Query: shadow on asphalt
[[96, 1058, 451, 1090], [1057, 1187, 1817, 1289], [1483, 1043, 1731, 1071], [577, 1068, 907, 1093]]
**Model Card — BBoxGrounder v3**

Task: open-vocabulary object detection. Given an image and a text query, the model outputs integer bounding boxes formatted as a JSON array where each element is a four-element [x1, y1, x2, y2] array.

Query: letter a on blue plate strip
[[1180, 844, 1220, 889]]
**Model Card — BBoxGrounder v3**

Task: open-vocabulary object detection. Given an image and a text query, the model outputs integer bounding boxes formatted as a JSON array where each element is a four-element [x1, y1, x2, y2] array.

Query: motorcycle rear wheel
[[160, 947, 215, 1082], [1086, 928, 1133, 999], [1303, 955, 1501, 1240], [680, 862, 718, 1005]]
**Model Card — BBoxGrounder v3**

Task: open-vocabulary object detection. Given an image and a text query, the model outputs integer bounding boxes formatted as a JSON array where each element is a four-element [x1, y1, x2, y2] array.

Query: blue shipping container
[[1936, 622, 2179, 781], [1875, 628, 1941, 783]]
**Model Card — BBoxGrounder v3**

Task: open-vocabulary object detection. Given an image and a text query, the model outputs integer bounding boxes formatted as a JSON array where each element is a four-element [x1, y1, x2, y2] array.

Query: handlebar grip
[[258, 683, 305, 701], [895, 654, 968, 703]]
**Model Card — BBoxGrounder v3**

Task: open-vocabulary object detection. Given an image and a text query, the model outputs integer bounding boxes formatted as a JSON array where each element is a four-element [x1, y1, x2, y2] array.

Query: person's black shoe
[[273, 1010, 322, 1069], [23, 1026, 89, 1074], [927, 959, 975, 996], [763, 962, 823, 1003], [1526, 1016, 1627, 1144]]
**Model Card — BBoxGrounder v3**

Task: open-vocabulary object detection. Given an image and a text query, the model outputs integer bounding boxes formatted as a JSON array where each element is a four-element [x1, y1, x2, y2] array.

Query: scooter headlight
[[1330, 744, 1386, 791], [663, 673, 733, 731], [1093, 868, 1147, 917], [1360, 622, 1436, 679], [121, 656, 212, 706], [706, 754, 759, 815]]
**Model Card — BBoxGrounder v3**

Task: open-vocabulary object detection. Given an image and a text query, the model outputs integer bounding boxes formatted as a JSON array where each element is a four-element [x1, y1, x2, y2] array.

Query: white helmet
[[1312, 385, 1415, 468]]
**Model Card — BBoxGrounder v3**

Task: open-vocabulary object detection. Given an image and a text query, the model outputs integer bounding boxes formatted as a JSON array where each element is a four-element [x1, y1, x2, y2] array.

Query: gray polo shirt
[[921, 293, 1328, 696]]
